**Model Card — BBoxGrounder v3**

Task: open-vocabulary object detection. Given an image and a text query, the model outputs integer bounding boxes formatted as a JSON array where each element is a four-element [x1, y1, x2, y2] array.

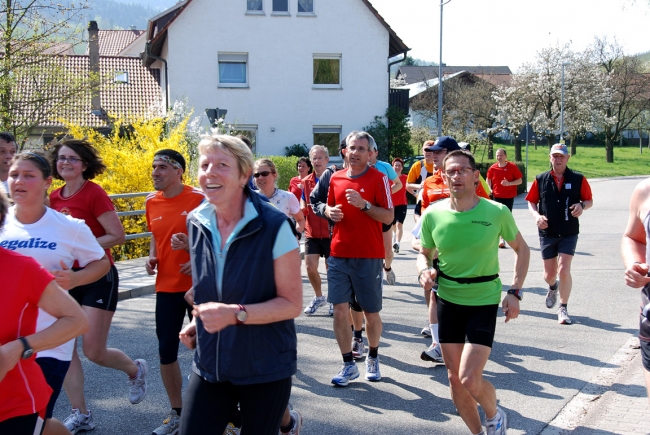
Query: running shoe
[[385, 268, 396, 285], [303, 295, 327, 314], [328, 303, 334, 316], [557, 306, 572, 324], [393, 242, 400, 254], [545, 281, 558, 309], [279, 407, 303, 435], [129, 358, 148, 404], [365, 356, 381, 381], [421, 324, 432, 337], [224, 422, 241, 435], [485, 406, 508, 435], [331, 362, 359, 387], [152, 410, 180, 435], [420, 343, 444, 363], [498, 237, 506, 249], [64, 409, 96, 434], [352, 338, 366, 359]]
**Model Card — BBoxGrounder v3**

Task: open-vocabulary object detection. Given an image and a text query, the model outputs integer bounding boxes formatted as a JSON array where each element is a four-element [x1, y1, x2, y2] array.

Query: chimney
[[88, 21, 101, 112]]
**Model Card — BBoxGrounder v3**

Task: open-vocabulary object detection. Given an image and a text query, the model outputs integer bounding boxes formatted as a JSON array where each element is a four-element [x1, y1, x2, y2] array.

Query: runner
[[487, 148, 523, 248], [0, 132, 16, 196], [406, 140, 435, 222], [48, 139, 148, 433], [417, 149, 530, 435], [145, 149, 205, 435], [390, 158, 409, 254], [525, 143, 593, 324], [325, 131, 393, 386]]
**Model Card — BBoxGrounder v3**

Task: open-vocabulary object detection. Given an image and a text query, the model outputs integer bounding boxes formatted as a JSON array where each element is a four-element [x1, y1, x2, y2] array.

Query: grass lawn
[[478, 143, 650, 182]]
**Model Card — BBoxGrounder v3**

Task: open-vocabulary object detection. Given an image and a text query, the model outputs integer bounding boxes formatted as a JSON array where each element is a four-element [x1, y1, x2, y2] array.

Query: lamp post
[[560, 62, 570, 144], [437, 0, 451, 137]]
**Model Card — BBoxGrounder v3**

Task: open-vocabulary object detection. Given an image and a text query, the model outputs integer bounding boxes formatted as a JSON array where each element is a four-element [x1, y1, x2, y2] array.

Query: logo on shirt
[[360, 188, 365, 192], [0, 238, 57, 250], [181, 211, 188, 216], [472, 221, 492, 227], [151, 216, 162, 222], [59, 207, 71, 216]]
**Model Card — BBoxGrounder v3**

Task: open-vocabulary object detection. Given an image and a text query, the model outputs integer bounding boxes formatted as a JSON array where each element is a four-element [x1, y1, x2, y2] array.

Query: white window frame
[[218, 53, 249, 88], [297, 0, 315, 15], [312, 54, 342, 89], [228, 124, 258, 155], [313, 125, 342, 162], [246, 0, 264, 14], [114, 71, 128, 84], [271, 0, 290, 15]]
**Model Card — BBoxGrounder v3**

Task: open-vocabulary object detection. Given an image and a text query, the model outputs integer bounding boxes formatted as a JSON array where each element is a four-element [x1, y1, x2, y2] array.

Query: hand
[[171, 233, 189, 252], [179, 322, 197, 350], [418, 268, 437, 292], [345, 189, 365, 209], [184, 288, 195, 306], [0, 340, 22, 382], [145, 257, 158, 275], [51, 260, 76, 290], [192, 302, 237, 334], [179, 261, 192, 276], [569, 203, 584, 218], [502, 294, 521, 323], [625, 262, 650, 288], [500, 179, 510, 187], [327, 204, 344, 222], [535, 215, 548, 229]]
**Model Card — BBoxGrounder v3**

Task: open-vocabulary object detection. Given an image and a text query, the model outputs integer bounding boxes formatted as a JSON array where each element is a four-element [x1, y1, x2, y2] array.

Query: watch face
[[23, 349, 33, 359], [237, 310, 248, 322]]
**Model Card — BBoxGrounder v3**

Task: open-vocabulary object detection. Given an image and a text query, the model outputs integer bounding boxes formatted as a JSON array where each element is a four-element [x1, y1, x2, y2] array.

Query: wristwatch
[[235, 304, 248, 325], [507, 289, 523, 301], [18, 337, 34, 359], [580, 201, 585, 209], [361, 201, 371, 212]]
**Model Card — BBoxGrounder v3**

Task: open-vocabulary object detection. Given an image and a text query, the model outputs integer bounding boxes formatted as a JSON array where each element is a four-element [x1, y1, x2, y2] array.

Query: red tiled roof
[[85, 30, 145, 56], [19, 55, 161, 129]]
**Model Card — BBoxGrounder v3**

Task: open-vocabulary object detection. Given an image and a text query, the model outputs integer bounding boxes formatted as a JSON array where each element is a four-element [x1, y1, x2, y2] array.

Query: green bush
[[284, 143, 309, 157]]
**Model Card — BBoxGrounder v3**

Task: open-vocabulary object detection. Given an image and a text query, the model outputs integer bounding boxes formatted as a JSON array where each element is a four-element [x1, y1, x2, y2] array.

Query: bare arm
[[96, 210, 126, 249], [391, 176, 403, 194], [292, 209, 305, 234], [51, 256, 111, 290], [622, 179, 650, 288], [416, 246, 437, 291], [528, 201, 548, 229], [146, 234, 158, 275]]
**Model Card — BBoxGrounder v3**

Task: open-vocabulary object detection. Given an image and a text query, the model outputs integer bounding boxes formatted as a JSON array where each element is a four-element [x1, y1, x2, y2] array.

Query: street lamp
[[437, 0, 451, 137], [560, 62, 571, 144]]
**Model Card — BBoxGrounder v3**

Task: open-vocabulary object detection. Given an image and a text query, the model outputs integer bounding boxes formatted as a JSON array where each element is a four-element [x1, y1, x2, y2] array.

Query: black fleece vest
[[536, 168, 583, 237]]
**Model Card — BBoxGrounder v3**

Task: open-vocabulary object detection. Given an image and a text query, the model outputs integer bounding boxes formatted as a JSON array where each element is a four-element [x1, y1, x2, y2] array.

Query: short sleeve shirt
[[256, 189, 300, 217], [487, 162, 523, 199]]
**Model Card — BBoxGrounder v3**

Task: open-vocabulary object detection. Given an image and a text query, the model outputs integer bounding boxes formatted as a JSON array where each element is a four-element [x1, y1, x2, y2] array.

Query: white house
[[140, 0, 409, 157]]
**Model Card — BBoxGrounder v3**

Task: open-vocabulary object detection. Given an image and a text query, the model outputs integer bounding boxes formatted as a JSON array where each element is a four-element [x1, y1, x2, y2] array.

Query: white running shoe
[[421, 343, 444, 363], [421, 324, 432, 337], [352, 338, 366, 359], [546, 281, 559, 309], [557, 306, 572, 324], [152, 410, 180, 435], [279, 406, 303, 434], [64, 408, 96, 434], [485, 406, 508, 435], [129, 358, 148, 404], [303, 295, 327, 314], [331, 362, 359, 387], [365, 356, 381, 381]]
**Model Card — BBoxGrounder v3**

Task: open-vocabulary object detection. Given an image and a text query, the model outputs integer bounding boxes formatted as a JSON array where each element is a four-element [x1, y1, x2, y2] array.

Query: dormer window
[[114, 71, 128, 84]]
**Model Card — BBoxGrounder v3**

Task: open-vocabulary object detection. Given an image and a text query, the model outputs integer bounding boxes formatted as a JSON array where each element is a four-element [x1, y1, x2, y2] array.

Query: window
[[228, 125, 258, 155], [114, 71, 128, 83], [298, 0, 313, 13], [313, 55, 341, 88], [218, 53, 248, 88], [272, 0, 288, 13], [314, 126, 341, 159], [247, 0, 263, 12]]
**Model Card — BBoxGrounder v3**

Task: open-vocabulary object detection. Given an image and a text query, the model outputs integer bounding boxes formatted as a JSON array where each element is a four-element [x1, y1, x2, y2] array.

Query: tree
[[591, 37, 650, 163], [0, 1, 90, 143], [364, 106, 412, 161]]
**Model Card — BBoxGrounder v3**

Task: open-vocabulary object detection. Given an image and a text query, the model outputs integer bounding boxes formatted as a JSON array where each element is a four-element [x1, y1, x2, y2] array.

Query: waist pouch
[[438, 270, 499, 284]]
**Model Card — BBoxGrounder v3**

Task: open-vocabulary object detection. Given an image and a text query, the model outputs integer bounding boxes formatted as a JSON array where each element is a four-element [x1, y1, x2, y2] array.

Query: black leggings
[[0, 413, 44, 435], [179, 373, 292, 435]]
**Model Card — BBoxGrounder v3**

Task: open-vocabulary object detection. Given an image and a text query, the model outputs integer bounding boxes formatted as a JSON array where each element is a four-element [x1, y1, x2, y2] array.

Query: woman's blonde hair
[[198, 134, 254, 179]]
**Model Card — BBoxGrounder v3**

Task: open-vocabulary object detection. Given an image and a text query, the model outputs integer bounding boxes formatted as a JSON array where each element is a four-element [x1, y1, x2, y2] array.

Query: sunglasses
[[253, 171, 272, 178]]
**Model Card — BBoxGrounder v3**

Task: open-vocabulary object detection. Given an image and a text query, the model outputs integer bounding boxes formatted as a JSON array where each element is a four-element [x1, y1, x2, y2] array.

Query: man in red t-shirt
[[487, 148, 523, 248], [145, 150, 204, 435], [325, 131, 393, 387]]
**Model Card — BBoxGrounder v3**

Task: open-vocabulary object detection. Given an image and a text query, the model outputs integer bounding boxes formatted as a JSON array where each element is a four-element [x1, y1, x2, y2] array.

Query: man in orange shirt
[[145, 149, 205, 435]]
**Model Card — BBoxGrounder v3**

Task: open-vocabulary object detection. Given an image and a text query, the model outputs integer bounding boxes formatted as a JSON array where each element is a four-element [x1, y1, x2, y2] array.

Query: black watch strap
[[18, 336, 34, 359], [507, 288, 523, 301]]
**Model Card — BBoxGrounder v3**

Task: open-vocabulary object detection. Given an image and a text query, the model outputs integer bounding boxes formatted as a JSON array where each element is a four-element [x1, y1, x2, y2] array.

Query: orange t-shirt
[[421, 169, 490, 209], [145, 185, 205, 293]]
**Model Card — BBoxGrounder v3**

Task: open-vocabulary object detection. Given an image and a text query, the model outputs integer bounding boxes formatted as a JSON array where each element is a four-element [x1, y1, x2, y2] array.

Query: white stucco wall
[[163, 0, 391, 156]]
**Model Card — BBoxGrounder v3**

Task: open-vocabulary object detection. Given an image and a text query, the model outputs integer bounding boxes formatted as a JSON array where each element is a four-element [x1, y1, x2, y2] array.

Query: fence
[[109, 192, 152, 241]]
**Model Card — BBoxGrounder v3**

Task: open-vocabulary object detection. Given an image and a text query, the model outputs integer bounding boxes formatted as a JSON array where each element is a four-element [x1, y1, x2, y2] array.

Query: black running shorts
[[437, 297, 499, 348]]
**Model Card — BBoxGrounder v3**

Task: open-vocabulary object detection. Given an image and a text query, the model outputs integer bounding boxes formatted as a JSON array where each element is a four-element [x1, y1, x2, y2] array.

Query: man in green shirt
[[416, 150, 530, 435]]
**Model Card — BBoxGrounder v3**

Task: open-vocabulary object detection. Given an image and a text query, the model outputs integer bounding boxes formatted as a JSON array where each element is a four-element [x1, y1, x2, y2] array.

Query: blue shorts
[[326, 257, 383, 313], [35, 357, 71, 419], [540, 235, 579, 260]]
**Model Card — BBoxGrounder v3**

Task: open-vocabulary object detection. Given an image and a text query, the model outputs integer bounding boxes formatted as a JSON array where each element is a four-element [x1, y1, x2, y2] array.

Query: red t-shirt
[[327, 167, 392, 258], [525, 171, 593, 204], [0, 248, 54, 422], [50, 181, 116, 264], [145, 186, 205, 293], [421, 170, 489, 209], [288, 176, 303, 202], [302, 173, 330, 239], [487, 162, 523, 199], [391, 174, 408, 206]]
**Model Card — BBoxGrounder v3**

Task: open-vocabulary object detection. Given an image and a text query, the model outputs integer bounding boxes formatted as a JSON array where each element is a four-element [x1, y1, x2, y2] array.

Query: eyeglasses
[[57, 156, 83, 164], [253, 171, 273, 178], [443, 167, 475, 177]]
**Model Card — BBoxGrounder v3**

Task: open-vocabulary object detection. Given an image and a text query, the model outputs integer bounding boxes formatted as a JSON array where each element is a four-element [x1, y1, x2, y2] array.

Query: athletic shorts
[[493, 197, 514, 212], [35, 357, 71, 419], [392, 205, 407, 225], [414, 201, 422, 216], [437, 297, 499, 348], [382, 222, 392, 232], [640, 339, 650, 372], [0, 412, 45, 435], [327, 257, 383, 313], [69, 264, 119, 312], [304, 237, 330, 258], [539, 235, 579, 260], [156, 292, 193, 365]]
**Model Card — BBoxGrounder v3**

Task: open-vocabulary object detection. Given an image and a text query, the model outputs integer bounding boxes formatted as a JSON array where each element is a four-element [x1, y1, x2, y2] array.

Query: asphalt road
[[53, 175, 646, 435]]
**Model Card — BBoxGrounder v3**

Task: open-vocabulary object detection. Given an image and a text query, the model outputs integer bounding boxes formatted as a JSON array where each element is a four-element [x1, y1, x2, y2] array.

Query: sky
[[370, 0, 650, 72]]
